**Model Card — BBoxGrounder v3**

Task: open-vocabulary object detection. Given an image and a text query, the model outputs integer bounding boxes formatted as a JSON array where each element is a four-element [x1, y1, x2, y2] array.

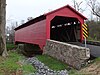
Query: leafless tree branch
[[86, 0, 100, 17]]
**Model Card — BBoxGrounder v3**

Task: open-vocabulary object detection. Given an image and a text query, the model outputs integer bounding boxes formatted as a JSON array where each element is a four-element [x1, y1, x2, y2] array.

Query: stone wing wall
[[43, 39, 90, 70]]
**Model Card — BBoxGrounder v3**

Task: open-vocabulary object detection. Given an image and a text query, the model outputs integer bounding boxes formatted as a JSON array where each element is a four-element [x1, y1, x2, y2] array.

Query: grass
[[0, 51, 36, 75], [6, 43, 17, 50], [36, 54, 100, 75], [36, 54, 68, 71], [94, 57, 100, 62], [4, 43, 100, 75]]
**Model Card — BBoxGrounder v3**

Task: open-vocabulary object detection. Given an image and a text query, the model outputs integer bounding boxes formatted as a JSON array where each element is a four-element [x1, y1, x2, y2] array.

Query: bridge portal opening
[[50, 16, 81, 42]]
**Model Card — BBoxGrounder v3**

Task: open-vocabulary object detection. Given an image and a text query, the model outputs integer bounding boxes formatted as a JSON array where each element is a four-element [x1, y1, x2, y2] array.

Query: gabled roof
[[45, 5, 87, 19], [15, 5, 87, 31]]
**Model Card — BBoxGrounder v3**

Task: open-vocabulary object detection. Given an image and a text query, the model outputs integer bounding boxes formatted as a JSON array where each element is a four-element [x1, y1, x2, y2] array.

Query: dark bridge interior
[[50, 16, 81, 43]]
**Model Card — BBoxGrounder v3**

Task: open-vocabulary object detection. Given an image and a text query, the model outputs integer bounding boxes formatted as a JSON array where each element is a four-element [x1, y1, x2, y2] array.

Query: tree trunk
[[0, 0, 8, 57]]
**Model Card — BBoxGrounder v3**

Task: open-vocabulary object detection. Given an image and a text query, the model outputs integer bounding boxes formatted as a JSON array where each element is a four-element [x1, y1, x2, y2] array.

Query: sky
[[6, 0, 89, 26]]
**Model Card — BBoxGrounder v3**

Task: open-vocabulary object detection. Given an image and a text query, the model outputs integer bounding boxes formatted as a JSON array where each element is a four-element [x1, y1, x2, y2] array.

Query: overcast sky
[[6, 0, 89, 26]]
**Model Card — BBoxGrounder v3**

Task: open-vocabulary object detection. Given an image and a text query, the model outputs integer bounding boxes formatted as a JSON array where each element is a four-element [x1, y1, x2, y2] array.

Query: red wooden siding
[[15, 20, 46, 48]]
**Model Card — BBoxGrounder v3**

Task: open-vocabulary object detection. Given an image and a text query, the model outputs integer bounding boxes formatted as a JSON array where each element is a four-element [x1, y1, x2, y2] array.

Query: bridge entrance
[[50, 16, 81, 42]]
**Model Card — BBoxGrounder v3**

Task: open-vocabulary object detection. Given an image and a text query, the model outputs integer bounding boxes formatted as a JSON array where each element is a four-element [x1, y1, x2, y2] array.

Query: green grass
[[68, 69, 79, 75], [22, 64, 36, 74], [0, 51, 36, 75], [93, 57, 100, 64], [94, 57, 100, 61], [36, 55, 100, 75], [36, 55, 68, 71], [87, 36, 94, 41], [6, 43, 17, 50]]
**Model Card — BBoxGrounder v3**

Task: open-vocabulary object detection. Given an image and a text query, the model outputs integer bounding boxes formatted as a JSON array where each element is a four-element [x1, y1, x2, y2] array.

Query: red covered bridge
[[15, 5, 87, 50]]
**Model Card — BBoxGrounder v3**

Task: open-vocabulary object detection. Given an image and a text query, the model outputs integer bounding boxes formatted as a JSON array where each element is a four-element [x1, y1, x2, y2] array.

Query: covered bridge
[[15, 5, 87, 50]]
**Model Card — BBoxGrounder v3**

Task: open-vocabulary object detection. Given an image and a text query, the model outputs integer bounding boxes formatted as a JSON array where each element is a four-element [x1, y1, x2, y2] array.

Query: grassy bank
[[36, 54, 100, 75], [36, 55, 69, 71], [0, 51, 36, 75]]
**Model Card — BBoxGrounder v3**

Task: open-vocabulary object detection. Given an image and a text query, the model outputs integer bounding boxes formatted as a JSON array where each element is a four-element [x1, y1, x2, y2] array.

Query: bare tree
[[0, 0, 8, 56], [27, 17, 33, 21], [6, 22, 17, 44], [87, 0, 100, 17], [72, 0, 85, 12]]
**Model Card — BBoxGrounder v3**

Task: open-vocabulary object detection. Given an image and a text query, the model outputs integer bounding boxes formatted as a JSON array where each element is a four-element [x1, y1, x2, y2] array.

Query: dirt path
[[78, 60, 100, 75]]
